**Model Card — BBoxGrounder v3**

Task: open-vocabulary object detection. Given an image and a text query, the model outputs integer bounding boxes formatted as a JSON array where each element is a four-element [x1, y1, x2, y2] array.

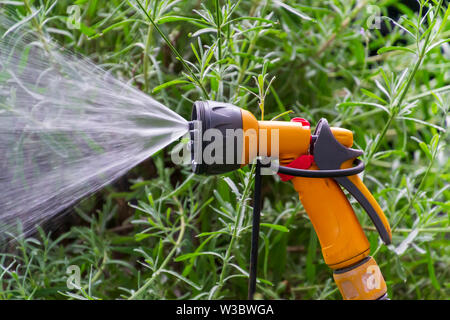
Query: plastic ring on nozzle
[[276, 158, 365, 178]]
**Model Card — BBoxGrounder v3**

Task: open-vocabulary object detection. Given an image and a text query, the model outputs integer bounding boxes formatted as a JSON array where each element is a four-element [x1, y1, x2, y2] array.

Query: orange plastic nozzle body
[[240, 109, 311, 165], [240, 108, 385, 274]]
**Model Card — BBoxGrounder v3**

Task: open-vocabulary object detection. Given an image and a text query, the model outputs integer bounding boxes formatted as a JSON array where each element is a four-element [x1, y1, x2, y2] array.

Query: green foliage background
[[0, 0, 448, 299]]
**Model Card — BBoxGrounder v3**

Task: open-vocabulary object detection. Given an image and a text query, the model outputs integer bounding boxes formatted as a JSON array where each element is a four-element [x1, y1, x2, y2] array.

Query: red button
[[291, 117, 310, 127], [277, 155, 314, 182]]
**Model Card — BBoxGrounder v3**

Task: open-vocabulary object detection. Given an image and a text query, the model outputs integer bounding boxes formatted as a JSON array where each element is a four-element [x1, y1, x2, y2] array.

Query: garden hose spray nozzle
[[189, 100, 392, 300]]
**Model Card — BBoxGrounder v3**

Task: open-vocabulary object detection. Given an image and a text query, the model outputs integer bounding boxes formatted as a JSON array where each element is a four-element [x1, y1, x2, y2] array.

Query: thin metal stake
[[248, 160, 262, 300]]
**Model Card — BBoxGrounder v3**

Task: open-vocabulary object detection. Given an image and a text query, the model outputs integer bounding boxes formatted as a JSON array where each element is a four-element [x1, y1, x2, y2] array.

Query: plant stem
[[236, 0, 264, 87], [212, 165, 256, 299], [237, 38, 256, 85], [83, 250, 108, 297], [215, 0, 222, 62], [143, 24, 153, 92], [135, 0, 210, 99], [365, 110, 395, 166], [129, 200, 186, 300], [23, 0, 50, 54], [392, 105, 448, 231], [365, 0, 444, 165]]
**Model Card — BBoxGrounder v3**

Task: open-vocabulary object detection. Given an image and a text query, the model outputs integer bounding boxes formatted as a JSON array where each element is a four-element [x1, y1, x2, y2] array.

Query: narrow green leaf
[[260, 223, 289, 233], [306, 228, 317, 283], [426, 245, 441, 290], [377, 46, 416, 55], [419, 141, 433, 160], [273, 0, 315, 22], [152, 79, 191, 93], [361, 88, 387, 104], [161, 269, 202, 290], [175, 251, 222, 262]]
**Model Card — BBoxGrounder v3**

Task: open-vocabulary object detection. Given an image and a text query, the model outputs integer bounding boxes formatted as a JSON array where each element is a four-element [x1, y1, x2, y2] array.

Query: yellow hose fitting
[[333, 256, 387, 300]]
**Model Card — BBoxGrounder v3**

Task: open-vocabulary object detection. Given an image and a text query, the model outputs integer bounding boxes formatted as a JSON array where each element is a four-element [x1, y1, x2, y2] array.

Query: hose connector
[[333, 256, 388, 300]]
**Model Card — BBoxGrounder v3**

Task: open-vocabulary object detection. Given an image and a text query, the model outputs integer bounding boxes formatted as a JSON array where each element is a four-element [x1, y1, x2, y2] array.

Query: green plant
[[0, 0, 448, 300]]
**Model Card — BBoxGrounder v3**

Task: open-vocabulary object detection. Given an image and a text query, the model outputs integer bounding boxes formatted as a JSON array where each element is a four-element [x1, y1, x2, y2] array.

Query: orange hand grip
[[291, 167, 370, 270]]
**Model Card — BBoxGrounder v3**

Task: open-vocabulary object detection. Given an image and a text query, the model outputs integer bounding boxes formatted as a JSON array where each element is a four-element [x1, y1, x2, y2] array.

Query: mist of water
[[0, 12, 188, 239]]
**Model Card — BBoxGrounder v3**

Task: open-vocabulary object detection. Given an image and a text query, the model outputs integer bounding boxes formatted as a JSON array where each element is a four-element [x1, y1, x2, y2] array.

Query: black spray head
[[189, 101, 243, 175]]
